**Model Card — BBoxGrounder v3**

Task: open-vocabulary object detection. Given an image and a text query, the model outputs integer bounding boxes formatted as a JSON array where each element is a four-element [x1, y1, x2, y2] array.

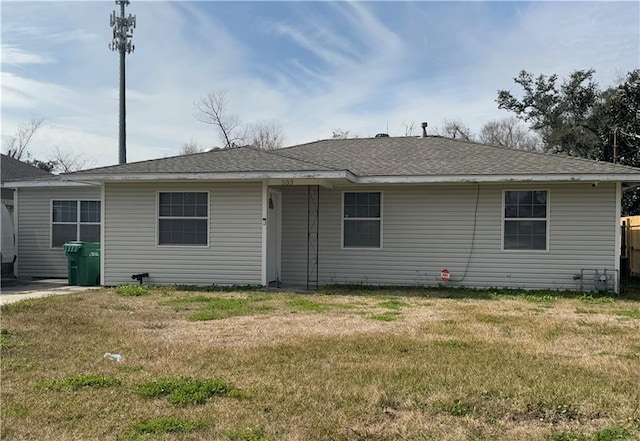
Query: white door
[[266, 191, 281, 285]]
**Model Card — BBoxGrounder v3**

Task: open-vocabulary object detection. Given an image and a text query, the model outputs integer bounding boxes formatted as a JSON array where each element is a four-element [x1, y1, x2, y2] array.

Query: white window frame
[[341, 190, 383, 250], [156, 191, 210, 247], [50, 199, 101, 248], [501, 189, 549, 252]]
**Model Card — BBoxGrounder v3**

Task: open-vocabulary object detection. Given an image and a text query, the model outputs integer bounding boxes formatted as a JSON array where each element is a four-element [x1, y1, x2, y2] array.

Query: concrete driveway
[[0, 278, 100, 305]]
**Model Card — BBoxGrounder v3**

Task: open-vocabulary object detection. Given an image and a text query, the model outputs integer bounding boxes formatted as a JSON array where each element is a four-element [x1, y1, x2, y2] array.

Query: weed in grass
[[41, 374, 121, 390], [551, 426, 631, 441], [526, 401, 582, 423], [113, 304, 134, 311], [615, 309, 640, 319], [115, 285, 150, 297], [551, 431, 590, 441], [434, 340, 471, 349], [368, 311, 401, 321], [166, 295, 221, 304], [2, 403, 27, 418], [578, 294, 615, 304], [179, 297, 273, 321], [135, 377, 234, 406], [0, 328, 15, 349], [378, 299, 410, 309], [435, 399, 476, 417], [222, 428, 268, 441], [593, 427, 632, 440], [523, 294, 558, 303], [286, 298, 328, 312], [132, 416, 205, 435]]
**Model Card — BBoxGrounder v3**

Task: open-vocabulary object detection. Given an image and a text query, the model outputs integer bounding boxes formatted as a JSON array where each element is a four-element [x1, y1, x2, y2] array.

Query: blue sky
[[2, 1, 639, 168]]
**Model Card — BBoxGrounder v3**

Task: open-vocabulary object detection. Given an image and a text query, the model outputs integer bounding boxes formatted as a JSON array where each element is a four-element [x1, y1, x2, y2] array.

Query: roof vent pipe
[[421, 122, 428, 138]]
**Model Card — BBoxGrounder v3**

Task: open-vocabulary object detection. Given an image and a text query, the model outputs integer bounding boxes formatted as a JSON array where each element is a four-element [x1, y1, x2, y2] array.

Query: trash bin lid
[[63, 242, 83, 253]]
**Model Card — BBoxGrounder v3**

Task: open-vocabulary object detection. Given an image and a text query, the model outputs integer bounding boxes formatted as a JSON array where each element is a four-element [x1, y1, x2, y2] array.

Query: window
[[343, 192, 381, 248], [51, 200, 101, 247], [158, 192, 208, 246], [503, 190, 547, 250]]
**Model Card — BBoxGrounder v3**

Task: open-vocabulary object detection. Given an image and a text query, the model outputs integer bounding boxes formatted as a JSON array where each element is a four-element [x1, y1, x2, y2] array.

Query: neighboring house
[[8, 136, 640, 293], [1, 154, 52, 217]]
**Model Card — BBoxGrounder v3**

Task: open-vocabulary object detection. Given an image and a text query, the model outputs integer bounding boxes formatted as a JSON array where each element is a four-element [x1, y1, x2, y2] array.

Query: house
[[1, 154, 53, 216], [8, 136, 640, 293]]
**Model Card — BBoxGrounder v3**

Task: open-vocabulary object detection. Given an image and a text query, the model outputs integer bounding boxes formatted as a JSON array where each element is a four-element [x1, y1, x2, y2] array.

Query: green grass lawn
[[1, 284, 639, 440]]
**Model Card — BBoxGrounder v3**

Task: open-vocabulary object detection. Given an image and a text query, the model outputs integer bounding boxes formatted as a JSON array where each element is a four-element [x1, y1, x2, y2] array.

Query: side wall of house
[[103, 182, 263, 286], [281, 183, 617, 290], [16, 186, 102, 278]]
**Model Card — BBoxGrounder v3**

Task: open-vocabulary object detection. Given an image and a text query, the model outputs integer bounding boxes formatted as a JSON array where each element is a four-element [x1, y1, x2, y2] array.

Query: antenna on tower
[[109, 0, 136, 164]]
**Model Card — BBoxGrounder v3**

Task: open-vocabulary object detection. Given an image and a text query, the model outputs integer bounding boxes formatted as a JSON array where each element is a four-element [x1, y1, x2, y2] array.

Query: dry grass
[[1, 286, 640, 440]]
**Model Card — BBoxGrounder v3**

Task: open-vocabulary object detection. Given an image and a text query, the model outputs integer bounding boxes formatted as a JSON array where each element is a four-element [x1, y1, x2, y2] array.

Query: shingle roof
[[1, 154, 53, 182], [71, 146, 337, 175], [66, 136, 640, 180], [279, 136, 640, 176]]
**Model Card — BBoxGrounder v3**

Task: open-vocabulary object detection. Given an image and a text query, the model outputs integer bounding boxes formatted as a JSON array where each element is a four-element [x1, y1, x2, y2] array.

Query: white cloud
[[1, 44, 55, 66]]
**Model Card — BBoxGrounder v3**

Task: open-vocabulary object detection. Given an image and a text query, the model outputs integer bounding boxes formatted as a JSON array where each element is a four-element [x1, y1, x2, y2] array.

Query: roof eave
[[357, 174, 640, 184], [3, 180, 96, 188], [62, 170, 356, 183]]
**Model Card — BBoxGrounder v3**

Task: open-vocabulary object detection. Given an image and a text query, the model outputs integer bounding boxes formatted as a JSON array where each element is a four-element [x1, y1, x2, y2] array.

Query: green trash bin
[[63, 241, 101, 286]]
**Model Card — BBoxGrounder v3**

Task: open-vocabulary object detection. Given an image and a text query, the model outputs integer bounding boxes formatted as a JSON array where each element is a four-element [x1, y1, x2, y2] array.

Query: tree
[[602, 70, 640, 214], [179, 139, 206, 155], [331, 129, 357, 139], [193, 90, 246, 148], [497, 68, 640, 214], [479, 117, 542, 151], [496, 69, 602, 158], [248, 121, 285, 150], [29, 159, 57, 173], [3, 116, 45, 160], [49, 146, 93, 173], [434, 118, 475, 141]]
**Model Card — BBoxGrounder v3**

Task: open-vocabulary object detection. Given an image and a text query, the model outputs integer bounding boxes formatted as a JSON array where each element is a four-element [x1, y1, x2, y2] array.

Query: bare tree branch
[[249, 120, 286, 150], [49, 146, 94, 173], [479, 117, 542, 151], [403, 121, 415, 136], [434, 118, 475, 141], [3, 116, 45, 160], [179, 139, 206, 155], [193, 90, 246, 148]]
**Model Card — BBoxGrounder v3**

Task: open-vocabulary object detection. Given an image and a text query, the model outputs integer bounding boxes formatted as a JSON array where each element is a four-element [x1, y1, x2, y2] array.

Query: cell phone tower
[[109, 0, 136, 164]]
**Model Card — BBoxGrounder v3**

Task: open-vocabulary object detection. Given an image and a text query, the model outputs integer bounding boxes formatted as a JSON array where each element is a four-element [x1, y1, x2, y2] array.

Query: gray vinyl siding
[[104, 182, 262, 286], [281, 183, 617, 291], [16, 186, 101, 278]]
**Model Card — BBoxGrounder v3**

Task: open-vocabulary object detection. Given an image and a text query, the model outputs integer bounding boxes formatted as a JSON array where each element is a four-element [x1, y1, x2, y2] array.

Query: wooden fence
[[620, 216, 640, 276]]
